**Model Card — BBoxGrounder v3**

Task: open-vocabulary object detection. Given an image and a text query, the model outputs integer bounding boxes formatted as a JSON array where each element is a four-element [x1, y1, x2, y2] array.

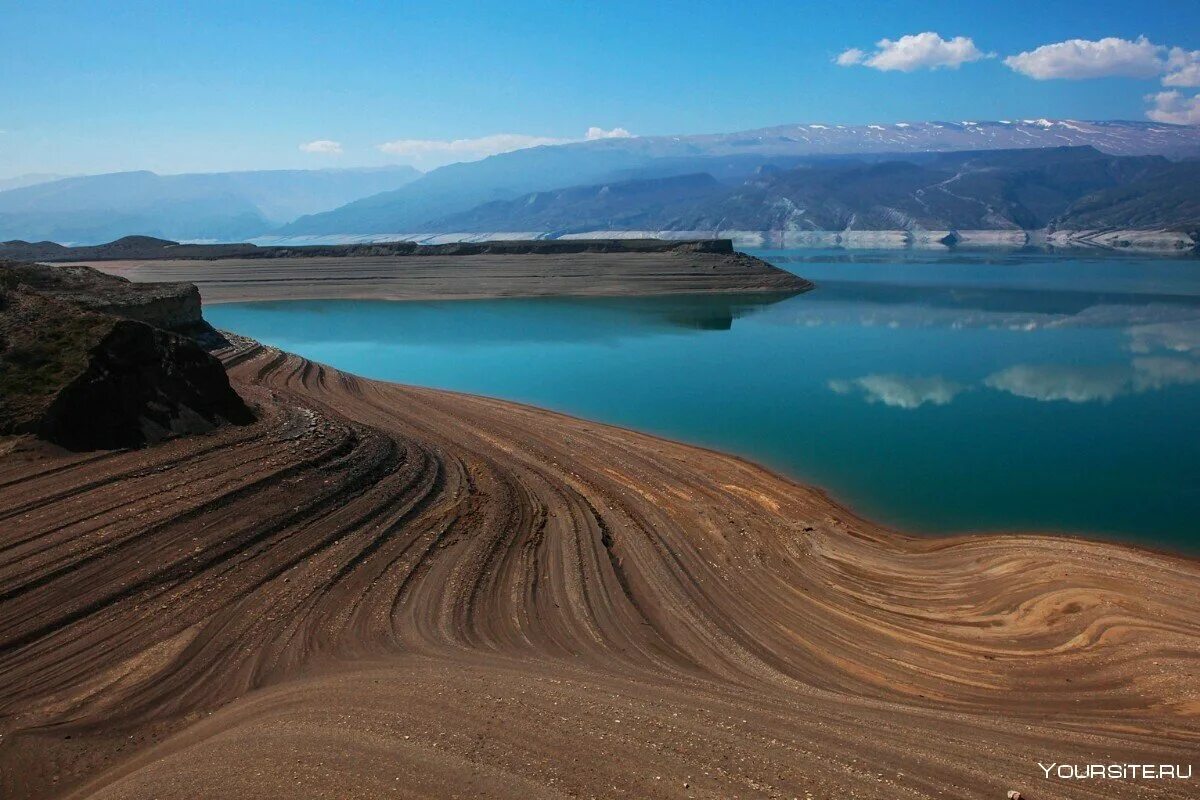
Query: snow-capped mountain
[[629, 119, 1200, 158]]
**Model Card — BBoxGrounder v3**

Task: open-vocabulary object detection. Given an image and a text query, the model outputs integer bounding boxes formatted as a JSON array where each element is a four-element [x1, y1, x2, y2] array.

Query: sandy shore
[[68, 250, 811, 304], [1, 339, 1198, 799]]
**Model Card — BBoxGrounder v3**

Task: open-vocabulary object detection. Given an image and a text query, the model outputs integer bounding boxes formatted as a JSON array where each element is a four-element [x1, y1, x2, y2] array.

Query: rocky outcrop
[[0, 260, 253, 450], [35, 319, 254, 450], [0, 259, 203, 329]]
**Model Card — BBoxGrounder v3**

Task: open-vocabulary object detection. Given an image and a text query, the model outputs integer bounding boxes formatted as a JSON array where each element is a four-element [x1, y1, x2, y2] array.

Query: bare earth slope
[[1, 342, 1197, 799]]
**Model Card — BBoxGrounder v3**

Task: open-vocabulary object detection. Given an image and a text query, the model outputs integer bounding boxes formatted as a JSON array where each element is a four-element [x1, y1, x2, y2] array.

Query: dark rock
[[36, 320, 254, 450], [0, 259, 253, 451]]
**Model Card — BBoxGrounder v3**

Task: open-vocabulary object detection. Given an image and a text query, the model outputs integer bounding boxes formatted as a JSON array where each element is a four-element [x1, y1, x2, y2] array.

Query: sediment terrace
[[79, 252, 807, 303], [3, 237, 811, 303], [80, 255, 807, 304], [1, 341, 1198, 799]]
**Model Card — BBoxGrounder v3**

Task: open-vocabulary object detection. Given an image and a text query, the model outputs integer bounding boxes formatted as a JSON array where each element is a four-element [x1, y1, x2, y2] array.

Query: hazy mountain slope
[[431, 147, 1186, 233], [201, 166, 421, 223], [278, 145, 655, 235], [0, 184, 271, 244], [0, 166, 420, 244], [915, 148, 1167, 229], [431, 173, 728, 234], [0, 174, 69, 192], [1058, 160, 1200, 230], [283, 121, 1200, 235]]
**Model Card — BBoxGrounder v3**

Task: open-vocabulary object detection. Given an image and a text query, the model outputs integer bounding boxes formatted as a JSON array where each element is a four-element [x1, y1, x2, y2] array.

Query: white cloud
[[378, 132, 567, 160], [836, 33, 988, 73], [1003, 36, 1200, 86], [828, 374, 964, 409], [377, 127, 635, 169], [1004, 36, 1164, 80], [835, 48, 866, 66], [1145, 90, 1200, 124], [299, 139, 343, 155], [1164, 48, 1200, 87], [1001, 36, 1200, 122], [585, 126, 633, 140]]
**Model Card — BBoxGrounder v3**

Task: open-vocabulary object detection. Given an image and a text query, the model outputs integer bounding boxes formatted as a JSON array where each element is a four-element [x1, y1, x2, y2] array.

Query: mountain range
[[0, 166, 420, 244], [280, 120, 1200, 237], [430, 146, 1199, 234], [3, 120, 1200, 244]]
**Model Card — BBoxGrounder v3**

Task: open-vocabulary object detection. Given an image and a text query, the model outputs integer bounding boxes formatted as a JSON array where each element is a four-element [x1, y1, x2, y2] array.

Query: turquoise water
[[207, 250, 1200, 551]]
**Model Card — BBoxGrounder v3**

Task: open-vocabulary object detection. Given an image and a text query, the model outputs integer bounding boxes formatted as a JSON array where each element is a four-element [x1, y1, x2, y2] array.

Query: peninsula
[[0, 237, 811, 304]]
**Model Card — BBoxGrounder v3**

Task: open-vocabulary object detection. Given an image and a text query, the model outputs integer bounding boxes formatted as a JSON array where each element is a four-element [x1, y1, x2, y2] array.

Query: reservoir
[[208, 250, 1200, 551]]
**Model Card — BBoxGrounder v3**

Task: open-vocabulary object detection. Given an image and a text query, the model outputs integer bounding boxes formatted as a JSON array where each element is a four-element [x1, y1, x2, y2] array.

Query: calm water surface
[[207, 250, 1200, 551]]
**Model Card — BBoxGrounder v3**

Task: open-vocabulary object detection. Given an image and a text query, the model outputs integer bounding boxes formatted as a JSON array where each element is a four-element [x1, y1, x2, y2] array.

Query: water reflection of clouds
[[984, 358, 1200, 404], [827, 375, 965, 409], [767, 300, 1200, 336], [799, 294, 1200, 409], [986, 364, 1121, 404], [833, 357, 1200, 409], [1126, 320, 1200, 354]]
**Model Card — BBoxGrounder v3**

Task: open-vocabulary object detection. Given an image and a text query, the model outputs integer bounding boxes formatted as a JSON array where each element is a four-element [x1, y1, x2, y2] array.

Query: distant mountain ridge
[[0, 234, 741, 263], [282, 120, 1200, 236], [430, 146, 1198, 235], [1056, 161, 1200, 229], [0, 173, 70, 192], [0, 166, 421, 244], [5, 120, 1199, 244]]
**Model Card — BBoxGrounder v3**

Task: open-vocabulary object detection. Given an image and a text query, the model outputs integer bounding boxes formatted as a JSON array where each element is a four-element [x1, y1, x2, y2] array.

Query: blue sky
[[1, 0, 1198, 177]]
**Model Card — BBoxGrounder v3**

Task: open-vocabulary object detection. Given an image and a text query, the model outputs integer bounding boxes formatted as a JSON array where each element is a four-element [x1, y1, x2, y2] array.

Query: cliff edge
[[0, 260, 253, 450]]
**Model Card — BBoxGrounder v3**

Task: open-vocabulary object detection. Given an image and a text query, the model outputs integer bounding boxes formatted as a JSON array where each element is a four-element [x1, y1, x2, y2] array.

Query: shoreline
[[2, 339, 1198, 799], [236, 229, 1200, 255], [216, 338, 1200, 559], [408, 380, 1200, 564], [194, 284, 813, 305], [198, 283, 1199, 557], [411, 376, 1200, 564]]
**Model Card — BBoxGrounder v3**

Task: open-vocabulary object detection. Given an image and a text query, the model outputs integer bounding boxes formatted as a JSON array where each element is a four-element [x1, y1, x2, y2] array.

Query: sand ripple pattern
[[1, 344, 1198, 799]]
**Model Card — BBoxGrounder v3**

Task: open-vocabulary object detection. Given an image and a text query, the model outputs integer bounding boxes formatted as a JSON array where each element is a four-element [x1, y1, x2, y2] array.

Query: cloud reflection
[[1126, 320, 1200, 355], [828, 375, 965, 409], [831, 357, 1200, 409], [984, 357, 1200, 403], [983, 364, 1128, 403]]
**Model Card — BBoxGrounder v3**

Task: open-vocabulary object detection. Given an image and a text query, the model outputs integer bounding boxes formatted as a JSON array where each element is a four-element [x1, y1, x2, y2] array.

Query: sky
[[2, 0, 1199, 178]]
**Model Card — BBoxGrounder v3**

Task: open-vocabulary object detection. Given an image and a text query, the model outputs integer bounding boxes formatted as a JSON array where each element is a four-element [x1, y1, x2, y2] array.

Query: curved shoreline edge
[[1, 340, 1198, 799]]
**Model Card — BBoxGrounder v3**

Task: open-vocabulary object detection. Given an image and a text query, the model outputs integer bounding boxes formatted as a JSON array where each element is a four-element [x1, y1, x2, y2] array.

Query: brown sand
[[68, 251, 811, 304], [1, 338, 1197, 799]]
